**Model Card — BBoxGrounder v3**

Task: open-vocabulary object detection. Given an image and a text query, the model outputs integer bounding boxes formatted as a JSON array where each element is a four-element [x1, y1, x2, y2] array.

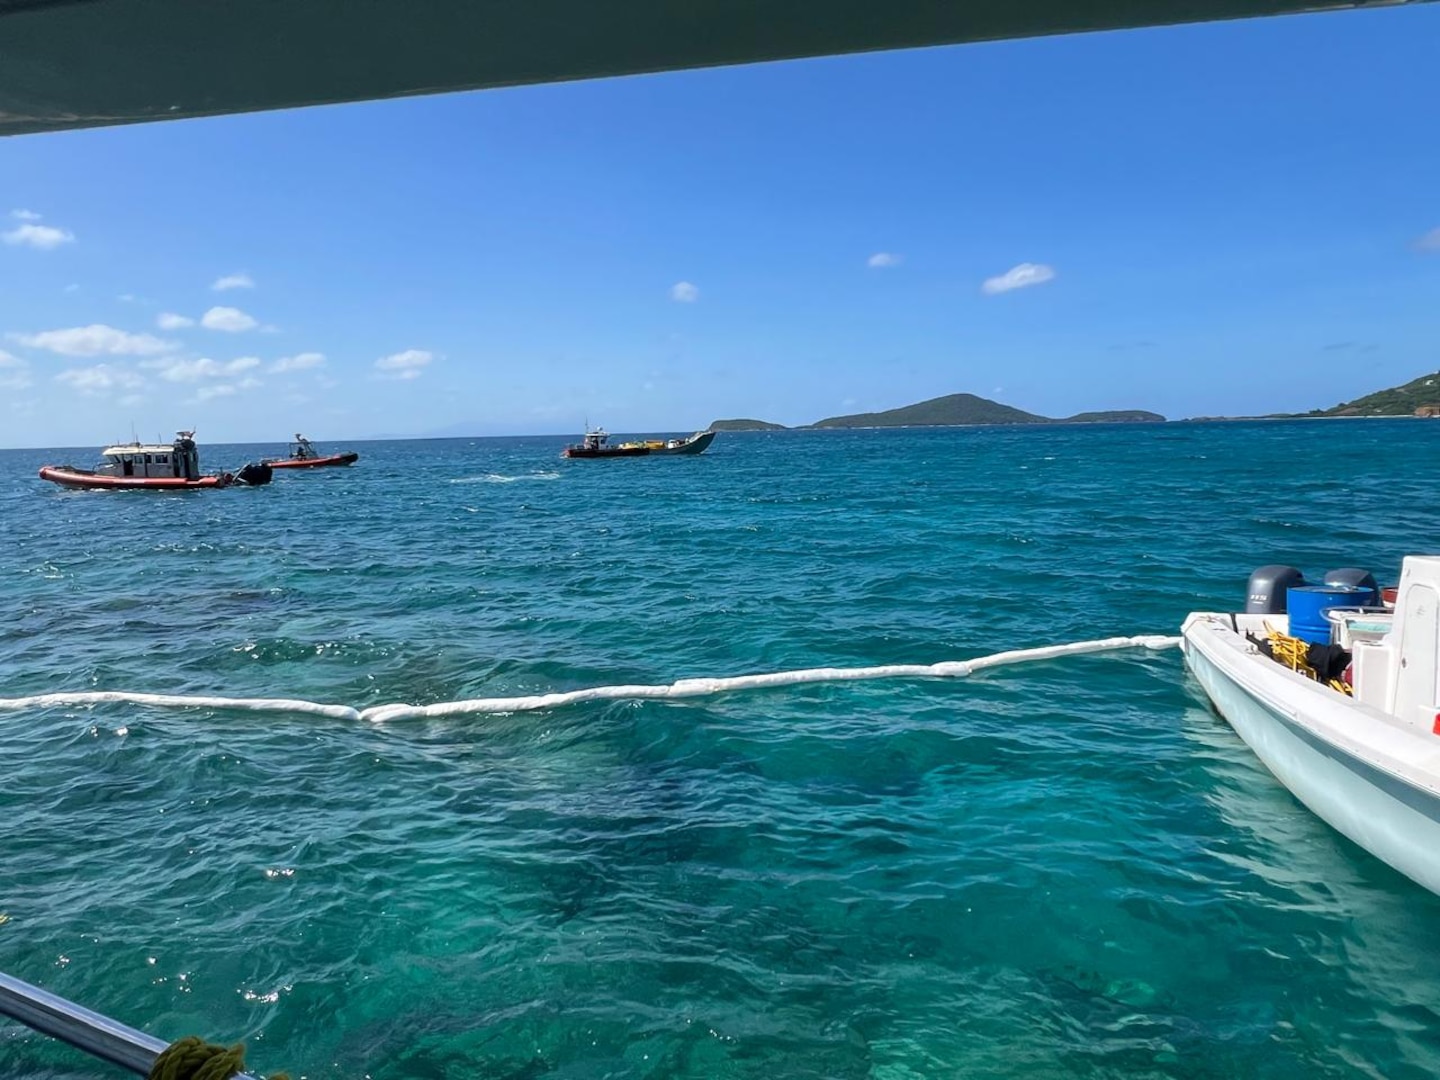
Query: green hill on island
[[1062, 410, 1167, 424], [1307, 371, 1440, 417], [709, 418, 788, 431], [812, 394, 1041, 428], [808, 394, 1164, 429], [708, 394, 1165, 431]]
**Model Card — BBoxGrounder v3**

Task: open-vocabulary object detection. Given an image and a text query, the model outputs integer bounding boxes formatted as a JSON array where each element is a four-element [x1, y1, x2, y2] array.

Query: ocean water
[[2, 420, 1439, 1080]]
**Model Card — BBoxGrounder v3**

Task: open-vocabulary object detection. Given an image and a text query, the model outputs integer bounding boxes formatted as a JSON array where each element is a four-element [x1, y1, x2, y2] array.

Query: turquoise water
[[3, 420, 1439, 1079]]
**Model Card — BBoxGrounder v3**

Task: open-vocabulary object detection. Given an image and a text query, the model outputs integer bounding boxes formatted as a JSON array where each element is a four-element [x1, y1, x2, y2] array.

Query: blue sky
[[2, 5, 1438, 447]]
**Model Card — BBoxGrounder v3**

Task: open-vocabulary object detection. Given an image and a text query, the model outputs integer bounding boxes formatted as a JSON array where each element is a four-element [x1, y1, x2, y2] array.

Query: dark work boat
[[561, 428, 716, 459]]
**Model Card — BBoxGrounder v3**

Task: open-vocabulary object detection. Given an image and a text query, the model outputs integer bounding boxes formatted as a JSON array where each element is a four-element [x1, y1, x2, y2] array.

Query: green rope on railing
[[147, 1035, 289, 1080]]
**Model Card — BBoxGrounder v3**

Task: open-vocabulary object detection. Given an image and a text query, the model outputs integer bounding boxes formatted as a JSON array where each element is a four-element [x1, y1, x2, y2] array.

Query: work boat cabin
[[98, 432, 203, 480]]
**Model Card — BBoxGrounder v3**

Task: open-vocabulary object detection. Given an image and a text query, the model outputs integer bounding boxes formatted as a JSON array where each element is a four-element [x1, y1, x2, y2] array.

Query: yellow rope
[[1263, 623, 1353, 696], [1263, 624, 1315, 677], [147, 1035, 289, 1080]]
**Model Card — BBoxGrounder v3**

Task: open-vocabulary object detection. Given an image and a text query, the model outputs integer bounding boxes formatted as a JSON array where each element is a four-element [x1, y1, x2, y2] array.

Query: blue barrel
[[1287, 584, 1372, 644]]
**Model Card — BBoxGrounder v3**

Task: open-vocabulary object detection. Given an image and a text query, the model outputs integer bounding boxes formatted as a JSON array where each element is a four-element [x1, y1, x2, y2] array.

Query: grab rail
[[0, 970, 260, 1079]]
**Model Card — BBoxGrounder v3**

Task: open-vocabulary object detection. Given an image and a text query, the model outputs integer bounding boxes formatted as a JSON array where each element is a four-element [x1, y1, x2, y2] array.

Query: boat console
[[1350, 555, 1440, 730]]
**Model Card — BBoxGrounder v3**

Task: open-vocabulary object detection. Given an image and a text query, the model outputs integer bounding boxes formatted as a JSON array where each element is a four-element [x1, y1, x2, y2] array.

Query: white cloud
[[157, 312, 195, 330], [212, 272, 255, 291], [4, 222, 75, 250], [141, 356, 262, 382], [374, 348, 433, 380], [63, 283, 80, 293], [194, 384, 238, 402], [867, 253, 902, 269], [201, 306, 258, 332], [11, 209, 41, 221], [271, 351, 325, 373], [981, 262, 1057, 295], [1417, 228, 1440, 252], [11, 324, 174, 357], [670, 281, 699, 303], [118, 393, 145, 408], [55, 364, 144, 395], [0, 349, 31, 390]]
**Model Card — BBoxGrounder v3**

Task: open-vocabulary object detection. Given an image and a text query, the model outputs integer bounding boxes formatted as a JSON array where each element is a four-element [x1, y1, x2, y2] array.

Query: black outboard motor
[[1323, 567, 1379, 607], [172, 431, 200, 481], [234, 462, 273, 487], [1246, 565, 1304, 614]]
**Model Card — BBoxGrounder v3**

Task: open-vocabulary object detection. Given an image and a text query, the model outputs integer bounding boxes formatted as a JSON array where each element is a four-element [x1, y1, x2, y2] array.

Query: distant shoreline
[[5, 413, 1433, 452]]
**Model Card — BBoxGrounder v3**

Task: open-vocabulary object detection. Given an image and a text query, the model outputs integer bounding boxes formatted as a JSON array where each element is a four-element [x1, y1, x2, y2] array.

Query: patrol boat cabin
[[98, 433, 202, 480]]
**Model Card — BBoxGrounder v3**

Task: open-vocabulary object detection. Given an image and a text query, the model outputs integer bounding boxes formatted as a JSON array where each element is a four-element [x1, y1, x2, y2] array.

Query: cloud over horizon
[[4, 211, 75, 250], [374, 349, 432, 380], [201, 306, 259, 332], [271, 352, 326, 373], [981, 263, 1057, 295], [11, 324, 174, 357], [0, 349, 32, 391], [212, 272, 255, 291], [55, 364, 144, 395], [141, 356, 262, 382]]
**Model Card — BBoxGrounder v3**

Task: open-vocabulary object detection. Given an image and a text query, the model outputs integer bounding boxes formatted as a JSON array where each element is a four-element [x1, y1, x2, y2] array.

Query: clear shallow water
[[2, 420, 1439, 1079]]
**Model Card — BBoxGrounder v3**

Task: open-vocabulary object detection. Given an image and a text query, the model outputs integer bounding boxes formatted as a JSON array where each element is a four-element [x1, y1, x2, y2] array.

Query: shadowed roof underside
[[0, 0, 1425, 137]]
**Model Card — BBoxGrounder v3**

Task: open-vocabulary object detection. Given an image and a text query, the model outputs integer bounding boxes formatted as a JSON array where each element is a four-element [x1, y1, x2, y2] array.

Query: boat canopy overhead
[[0, 0, 1428, 139]]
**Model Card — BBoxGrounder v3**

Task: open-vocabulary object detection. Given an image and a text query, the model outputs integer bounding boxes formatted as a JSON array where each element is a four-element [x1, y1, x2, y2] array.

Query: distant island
[[709, 393, 1164, 431], [710, 418, 788, 431]]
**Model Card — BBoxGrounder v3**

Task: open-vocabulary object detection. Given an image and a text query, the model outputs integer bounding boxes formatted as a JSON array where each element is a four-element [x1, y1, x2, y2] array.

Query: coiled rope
[[148, 1035, 286, 1080], [0, 634, 1180, 724]]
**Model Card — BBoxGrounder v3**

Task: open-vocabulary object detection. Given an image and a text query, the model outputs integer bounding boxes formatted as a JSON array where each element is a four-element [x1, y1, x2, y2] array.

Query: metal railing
[[0, 970, 261, 1079]]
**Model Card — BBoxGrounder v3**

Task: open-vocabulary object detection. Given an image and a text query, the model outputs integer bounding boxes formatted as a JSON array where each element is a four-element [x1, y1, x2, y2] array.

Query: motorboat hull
[[266, 452, 359, 469], [1182, 613, 1440, 895], [562, 445, 650, 459], [38, 466, 232, 490], [652, 430, 716, 455]]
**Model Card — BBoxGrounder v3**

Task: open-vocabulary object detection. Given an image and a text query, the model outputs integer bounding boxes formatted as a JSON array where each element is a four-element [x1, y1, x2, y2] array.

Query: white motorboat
[[1182, 555, 1440, 895]]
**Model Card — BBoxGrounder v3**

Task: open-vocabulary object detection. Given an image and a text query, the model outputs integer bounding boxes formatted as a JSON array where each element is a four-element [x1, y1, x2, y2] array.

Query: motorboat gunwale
[[1181, 556, 1440, 895], [38, 466, 234, 490], [266, 451, 360, 470]]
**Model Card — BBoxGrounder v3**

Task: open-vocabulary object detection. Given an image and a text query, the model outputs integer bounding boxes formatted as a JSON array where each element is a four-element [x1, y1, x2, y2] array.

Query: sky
[[1, 5, 1438, 448]]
